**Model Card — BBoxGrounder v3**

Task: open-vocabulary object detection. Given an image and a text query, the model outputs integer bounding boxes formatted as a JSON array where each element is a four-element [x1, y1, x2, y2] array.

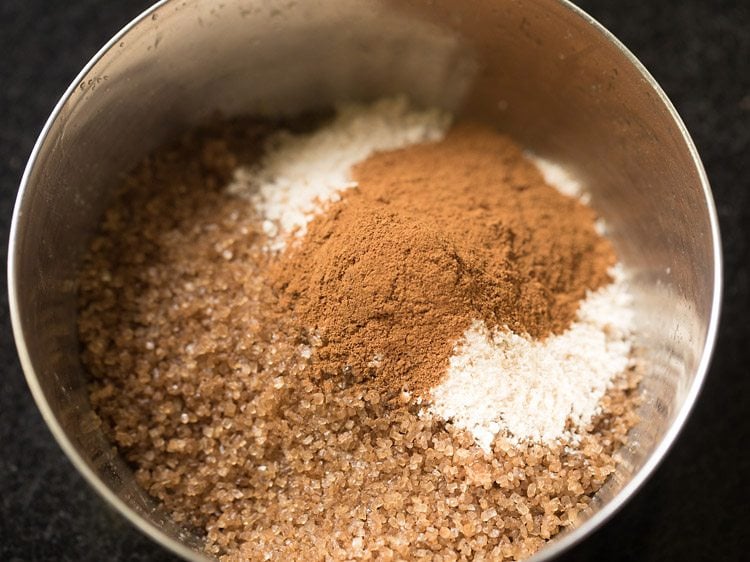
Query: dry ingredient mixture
[[79, 99, 640, 561]]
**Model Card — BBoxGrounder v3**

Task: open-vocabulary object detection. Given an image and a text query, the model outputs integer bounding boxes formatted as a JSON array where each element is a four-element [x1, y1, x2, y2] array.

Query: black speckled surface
[[1, 1, 747, 560]]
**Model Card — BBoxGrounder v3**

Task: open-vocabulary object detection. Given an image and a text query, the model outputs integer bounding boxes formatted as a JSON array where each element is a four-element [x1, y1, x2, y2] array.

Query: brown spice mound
[[78, 117, 639, 561], [271, 123, 615, 396]]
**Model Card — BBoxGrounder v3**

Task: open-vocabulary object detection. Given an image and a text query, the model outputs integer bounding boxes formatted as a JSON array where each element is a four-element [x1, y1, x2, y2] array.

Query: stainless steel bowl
[[8, 0, 721, 560]]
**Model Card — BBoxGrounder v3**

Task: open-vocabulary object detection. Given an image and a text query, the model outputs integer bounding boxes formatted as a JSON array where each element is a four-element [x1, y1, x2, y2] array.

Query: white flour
[[531, 155, 608, 232], [226, 97, 450, 251], [529, 155, 591, 205], [429, 266, 633, 452]]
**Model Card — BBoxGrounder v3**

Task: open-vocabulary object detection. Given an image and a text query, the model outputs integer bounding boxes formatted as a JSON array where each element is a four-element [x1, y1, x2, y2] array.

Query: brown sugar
[[78, 115, 639, 561], [270, 123, 615, 396]]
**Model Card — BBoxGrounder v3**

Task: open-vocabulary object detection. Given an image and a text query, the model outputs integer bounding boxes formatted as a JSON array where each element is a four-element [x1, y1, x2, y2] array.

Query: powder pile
[[430, 266, 633, 451], [270, 122, 616, 408], [78, 101, 641, 561], [226, 96, 450, 250]]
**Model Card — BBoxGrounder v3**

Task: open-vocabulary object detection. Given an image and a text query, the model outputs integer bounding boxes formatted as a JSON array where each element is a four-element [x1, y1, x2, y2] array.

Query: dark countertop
[[1, 1, 747, 560]]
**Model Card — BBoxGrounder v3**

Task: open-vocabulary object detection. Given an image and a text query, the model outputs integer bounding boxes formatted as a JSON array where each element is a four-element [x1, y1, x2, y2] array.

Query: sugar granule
[[78, 111, 642, 562], [226, 96, 450, 250]]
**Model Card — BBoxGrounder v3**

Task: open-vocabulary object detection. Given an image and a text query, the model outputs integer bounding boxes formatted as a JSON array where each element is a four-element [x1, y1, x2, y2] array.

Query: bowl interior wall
[[11, 0, 717, 559]]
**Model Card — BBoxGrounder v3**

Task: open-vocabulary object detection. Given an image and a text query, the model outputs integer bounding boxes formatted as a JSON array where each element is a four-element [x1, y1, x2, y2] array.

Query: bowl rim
[[528, 4, 722, 559], [7, 0, 722, 560]]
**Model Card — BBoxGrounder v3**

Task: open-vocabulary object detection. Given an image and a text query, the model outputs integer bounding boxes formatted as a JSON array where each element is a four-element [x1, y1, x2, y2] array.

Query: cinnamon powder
[[271, 122, 615, 396]]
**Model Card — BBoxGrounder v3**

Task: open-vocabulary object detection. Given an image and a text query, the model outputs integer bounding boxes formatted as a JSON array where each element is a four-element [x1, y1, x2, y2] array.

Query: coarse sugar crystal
[[78, 103, 641, 561]]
